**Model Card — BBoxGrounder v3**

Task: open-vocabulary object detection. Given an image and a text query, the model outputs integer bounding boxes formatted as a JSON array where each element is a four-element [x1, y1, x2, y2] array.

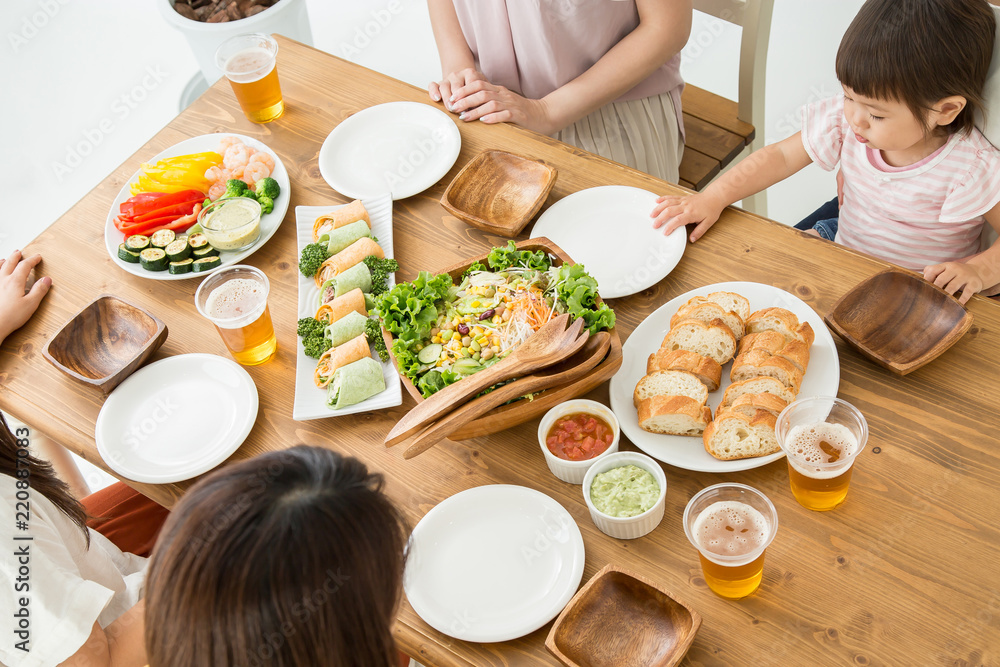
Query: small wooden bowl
[[824, 268, 974, 375], [43, 294, 168, 394], [440, 149, 557, 237], [545, 564, 701, 667], [382, 237, 622, 439]]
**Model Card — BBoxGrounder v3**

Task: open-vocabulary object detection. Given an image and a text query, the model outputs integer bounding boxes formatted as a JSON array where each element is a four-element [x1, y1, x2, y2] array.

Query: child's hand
[[650, 193, 724, 242], [0, 250, 52, 344], [923, 261, 983, 305]]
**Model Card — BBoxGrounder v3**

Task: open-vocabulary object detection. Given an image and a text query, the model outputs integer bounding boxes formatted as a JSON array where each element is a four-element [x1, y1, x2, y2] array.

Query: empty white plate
[[95, 354, 258, 483], [531, 185, 686, 299], [404, 484, 585, 643], [318, 102, 462, 200]]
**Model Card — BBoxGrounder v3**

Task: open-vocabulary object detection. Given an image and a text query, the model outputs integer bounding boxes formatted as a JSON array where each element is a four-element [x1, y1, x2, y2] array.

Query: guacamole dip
[[589, 465, 659, 518]]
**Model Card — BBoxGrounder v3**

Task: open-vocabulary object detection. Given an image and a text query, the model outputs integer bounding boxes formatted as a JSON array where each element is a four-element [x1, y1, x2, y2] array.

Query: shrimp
[[245, 162, 269, 185], [229, 165, 245, 180], [247, 151, 275, 176], [223, 143, 250, 170], [208, 181, 226, 201], [205, 165, 225, 181], [217, 135, 241, 154]]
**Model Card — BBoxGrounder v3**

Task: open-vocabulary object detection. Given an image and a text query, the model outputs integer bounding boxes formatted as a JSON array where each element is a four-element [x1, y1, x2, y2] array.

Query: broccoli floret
[[366, 317, 389, 362], [299, 242, 329, 278], [223, 179, 250, 199], [257, 195, 274, 215], [303, 335, 332, 359], [362, 255, 400, 296], [297, 317, 331, 359], [254, 177, 280, 200], [297, 317, 325, 339]]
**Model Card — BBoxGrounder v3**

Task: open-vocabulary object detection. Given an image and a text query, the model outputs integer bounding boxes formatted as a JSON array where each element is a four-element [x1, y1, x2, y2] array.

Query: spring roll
[[317, 286, 367, 318], [325, 310, 368, 347], [326, 356, 385, 409], [313, 199, 371, 241], [325, 219, 372, 255], [318, 262, 372, 304], [327, 237, 385, 280]]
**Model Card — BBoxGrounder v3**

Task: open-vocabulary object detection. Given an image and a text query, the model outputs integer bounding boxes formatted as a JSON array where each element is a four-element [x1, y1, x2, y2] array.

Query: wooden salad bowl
[[824, 268, 974, 375], [545, 564, 701, 667], [440, 149, 558, 237], [382, 237, 622, 439], [43, 294, 168, 395]]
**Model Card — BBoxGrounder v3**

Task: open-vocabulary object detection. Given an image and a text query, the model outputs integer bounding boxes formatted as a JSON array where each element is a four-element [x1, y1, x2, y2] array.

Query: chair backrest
[[978, 4, 1000, 249]]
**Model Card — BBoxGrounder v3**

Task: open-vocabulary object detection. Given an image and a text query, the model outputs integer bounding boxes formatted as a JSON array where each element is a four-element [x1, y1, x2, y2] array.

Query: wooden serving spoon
[[402, 332, 612, 459], [385, 314, 589, 447]]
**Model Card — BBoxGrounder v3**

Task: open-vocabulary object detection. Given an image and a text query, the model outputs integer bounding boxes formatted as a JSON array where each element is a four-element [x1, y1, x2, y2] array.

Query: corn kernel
[[492, 345, 501, 354], [471, 300, 481, 307], [492, 316, 501, 325], [472, 326, 484, 336], [492, 336, 501, 347]]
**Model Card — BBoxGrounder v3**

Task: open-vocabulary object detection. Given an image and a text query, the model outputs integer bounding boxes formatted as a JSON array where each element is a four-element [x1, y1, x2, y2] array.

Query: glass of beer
[[776, 397, 868, 512], [215, 33, 284, 123], [683, 483, 778, 599], [195, 265, 277, 366]]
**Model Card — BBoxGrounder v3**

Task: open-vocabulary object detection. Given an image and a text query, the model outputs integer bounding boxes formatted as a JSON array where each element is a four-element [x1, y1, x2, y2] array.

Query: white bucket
[[160, 0, 313, 86]]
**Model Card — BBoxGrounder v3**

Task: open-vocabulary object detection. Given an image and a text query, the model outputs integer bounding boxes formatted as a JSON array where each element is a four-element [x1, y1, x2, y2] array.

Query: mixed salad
[[376, 242, 615, 397]]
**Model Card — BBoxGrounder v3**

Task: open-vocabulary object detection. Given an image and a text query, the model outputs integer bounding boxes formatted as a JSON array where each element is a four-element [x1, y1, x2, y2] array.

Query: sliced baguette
[[721, 376, 798, 407], [740, 331, 811, 373], [633, 370, 709, 408], [718, 392, 789, 420], [670, 302, 744, 343], [730, 348, 804, 391], [659, 318, 737, 365], [703, 411, 780, 460], [746, 307, 815, 347], [646, 349, 722, 392], [681, 292, 750, 321], [638, 396, 713, 436]]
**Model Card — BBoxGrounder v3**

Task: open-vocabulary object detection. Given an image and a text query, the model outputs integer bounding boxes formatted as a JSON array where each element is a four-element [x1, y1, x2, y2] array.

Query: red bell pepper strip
[[128, 200, 198, 223], [118, 203, 203, 236], [144, 204, 202, 235], [119, 189, 204, 218]]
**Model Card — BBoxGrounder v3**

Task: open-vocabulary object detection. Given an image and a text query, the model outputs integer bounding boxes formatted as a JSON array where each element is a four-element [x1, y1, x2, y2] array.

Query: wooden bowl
[[43, 294, 168, 394], [440, 149, 557, 237], [545, 564, 701, 667], [382, 237, 622, 439], [824, 269, 974, 375]]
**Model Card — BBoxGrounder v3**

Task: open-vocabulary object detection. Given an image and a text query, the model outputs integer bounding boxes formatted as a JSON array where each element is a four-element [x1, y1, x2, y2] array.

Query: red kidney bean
[[457, 323, 470, 335], [478, 309, 495, 321]]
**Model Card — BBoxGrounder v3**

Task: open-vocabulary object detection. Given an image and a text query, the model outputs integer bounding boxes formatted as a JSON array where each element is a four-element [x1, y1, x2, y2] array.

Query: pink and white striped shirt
[[800, 94, 1000, 269]]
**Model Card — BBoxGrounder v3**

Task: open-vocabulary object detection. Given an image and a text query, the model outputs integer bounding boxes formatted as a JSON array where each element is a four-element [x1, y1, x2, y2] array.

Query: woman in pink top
[[652, 0, 1000, 304], [428, 0, 692, 182]]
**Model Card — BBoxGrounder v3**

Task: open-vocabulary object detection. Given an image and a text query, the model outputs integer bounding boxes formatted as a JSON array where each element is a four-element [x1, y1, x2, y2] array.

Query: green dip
[[589, 465, 659, 518]]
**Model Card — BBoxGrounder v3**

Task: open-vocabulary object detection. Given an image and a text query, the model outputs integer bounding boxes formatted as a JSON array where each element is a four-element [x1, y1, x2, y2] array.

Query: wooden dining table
[[4, 36, 999, 666]]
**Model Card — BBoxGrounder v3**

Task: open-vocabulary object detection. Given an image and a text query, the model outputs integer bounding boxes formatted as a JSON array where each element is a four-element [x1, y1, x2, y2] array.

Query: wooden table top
[[4, 36, 999, 667]]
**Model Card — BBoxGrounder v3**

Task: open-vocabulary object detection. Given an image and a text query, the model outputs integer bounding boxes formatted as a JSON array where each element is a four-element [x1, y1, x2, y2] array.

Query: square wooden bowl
[[545, 564, 701, 667], [382, 237, 622, 439], [824, 268, 974, 375], [43, 294, 168, 394], [440, 149, 557, 237]]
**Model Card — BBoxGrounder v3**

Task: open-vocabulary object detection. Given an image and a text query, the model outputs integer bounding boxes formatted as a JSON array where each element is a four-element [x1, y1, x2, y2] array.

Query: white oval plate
[[404, 484, 585, 643], [609, 282, 841, 473], [531, 185, 686, 299], [318, 101, 461, 200], [103, 133, 290, 281], [95, 354, 259, 483]]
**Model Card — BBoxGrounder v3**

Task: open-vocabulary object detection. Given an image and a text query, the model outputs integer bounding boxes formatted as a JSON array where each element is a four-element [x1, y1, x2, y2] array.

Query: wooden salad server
[[402, 332, 612, 459], [384, 314, 589, 447]]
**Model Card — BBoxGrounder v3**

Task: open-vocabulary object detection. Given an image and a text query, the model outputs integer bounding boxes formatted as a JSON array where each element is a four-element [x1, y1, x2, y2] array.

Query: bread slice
[[740, 331, 811, 373], [638, 396, 713, 436], [670, 301, 745, 342], [721, 376, 798, 408], [703, 411, 780, 460], [746, 307, 815, 347], [681, 292, 750, 321], [718, 392, 789, 420], [730, 349, 804, 391], [646, 349, 722, 392], [633, 370, 709, 408], [659, 318, 737, 365]]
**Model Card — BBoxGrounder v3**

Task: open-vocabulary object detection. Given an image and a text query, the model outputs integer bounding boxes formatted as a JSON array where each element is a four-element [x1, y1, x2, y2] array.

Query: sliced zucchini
[[125, 234, 150, 251], [192, 245, 220, 259], [417, 344, 443, 364], [187, 233, 210, 249], [139, 248, 168, 271], [192, 256, 222, 272], [168, 258, 194, 275], [117, 243, 141, 263], [150, 229, 176, 249], [165, 239, 191, 261]]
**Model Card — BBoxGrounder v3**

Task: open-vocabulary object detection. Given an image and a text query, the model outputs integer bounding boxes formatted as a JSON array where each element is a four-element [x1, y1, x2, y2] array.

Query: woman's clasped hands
[[429, 68, 556, 134]]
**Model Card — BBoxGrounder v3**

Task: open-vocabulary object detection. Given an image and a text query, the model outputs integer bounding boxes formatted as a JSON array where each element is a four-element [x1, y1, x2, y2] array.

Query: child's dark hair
[[836, 0, 996, 135]]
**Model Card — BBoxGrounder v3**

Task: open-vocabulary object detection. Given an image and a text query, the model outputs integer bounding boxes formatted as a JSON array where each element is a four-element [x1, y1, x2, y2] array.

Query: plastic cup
[[215, 33, 284, 123], [195, 265, 276, 365]]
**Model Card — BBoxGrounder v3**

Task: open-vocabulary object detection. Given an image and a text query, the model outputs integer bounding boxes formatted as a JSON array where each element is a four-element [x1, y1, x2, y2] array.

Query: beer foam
[[786, 422, 858, 478], [206, 278, 266, 328], [693, 500, 769, 560], [225, 48, 274, 83]]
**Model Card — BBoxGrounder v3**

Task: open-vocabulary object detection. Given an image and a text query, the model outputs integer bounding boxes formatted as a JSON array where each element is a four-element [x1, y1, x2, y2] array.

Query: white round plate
[[609, 282, 841, 473], [531, 185, 685, 299], [104, 133, 290, 281], [318, 101, 461, 200], [95, 354, 259, 483], [404, 484, 585, 643]]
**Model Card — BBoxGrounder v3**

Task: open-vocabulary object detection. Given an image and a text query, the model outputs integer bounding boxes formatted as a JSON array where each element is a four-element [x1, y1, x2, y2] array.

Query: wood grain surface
[[3, 37, 999, 667]]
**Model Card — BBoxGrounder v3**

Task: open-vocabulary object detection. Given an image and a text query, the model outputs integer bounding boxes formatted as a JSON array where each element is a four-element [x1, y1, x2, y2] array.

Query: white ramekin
[[537, 399, 621, 485], [582, 451, 667, 540]]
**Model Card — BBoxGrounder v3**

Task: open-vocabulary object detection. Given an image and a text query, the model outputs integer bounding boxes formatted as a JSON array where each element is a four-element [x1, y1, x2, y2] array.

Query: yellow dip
[[201, 198, 261, 251]]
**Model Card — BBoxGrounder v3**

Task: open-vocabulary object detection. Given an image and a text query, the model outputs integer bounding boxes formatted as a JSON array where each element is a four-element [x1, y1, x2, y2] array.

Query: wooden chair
[[679, 0, 774, 215]]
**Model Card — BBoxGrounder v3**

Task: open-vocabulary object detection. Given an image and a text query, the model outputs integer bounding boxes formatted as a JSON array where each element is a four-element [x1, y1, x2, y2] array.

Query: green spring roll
[[318, 263, 372, 308], [326, 356, 385, 409], [325, 219, 372, 255], [324, 311, 368, 347]]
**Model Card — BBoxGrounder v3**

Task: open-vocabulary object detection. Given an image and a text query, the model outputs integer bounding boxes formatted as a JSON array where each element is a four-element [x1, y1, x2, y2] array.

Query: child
[[652, 0, 1000, 304]]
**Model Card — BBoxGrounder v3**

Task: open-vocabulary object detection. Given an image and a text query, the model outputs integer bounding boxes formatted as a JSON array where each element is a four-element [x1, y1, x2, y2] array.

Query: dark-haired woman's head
[[145, 446, 409, 667]]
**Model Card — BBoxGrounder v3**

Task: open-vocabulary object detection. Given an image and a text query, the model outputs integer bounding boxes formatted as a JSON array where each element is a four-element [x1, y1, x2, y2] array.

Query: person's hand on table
[[446, 79, 555, 135], [924, 261, 985, 305], [429, 68, 488, 112], [0, 250, 51, 344], [651, 192, 725, 243]]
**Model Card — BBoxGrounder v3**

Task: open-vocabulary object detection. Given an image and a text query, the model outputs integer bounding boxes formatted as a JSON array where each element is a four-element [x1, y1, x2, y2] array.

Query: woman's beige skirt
[[553, 90, 684, 183]]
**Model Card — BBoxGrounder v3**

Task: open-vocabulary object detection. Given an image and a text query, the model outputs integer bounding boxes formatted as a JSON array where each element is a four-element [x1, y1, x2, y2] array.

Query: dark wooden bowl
[[545, 564, 701, 667], [440, 149, 557, 237], [382, 237, 622, 439], [824, 268, 974, 375], [43, 294, 168, 394]]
